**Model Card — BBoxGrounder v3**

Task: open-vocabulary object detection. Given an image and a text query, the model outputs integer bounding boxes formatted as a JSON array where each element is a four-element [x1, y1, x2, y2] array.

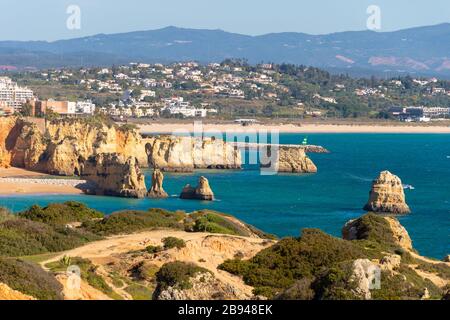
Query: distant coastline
[[138, 122, 450, 134]]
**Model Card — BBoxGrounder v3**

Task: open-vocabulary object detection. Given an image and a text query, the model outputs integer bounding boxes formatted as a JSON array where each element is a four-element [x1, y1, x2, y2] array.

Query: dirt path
[[41, 229, 274, 300]]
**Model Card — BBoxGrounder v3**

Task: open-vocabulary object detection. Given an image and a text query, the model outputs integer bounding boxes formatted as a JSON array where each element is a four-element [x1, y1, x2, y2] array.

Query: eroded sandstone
[[363, 170, 411, 214], [81, 153, 147, 198]]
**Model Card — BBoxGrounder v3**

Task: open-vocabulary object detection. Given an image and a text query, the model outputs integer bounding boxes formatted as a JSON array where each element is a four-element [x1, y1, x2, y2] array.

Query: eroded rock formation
[[363, 171, 411, 214], [263, 146, 317, 173], [0, 117, 147, 175], [147, 169, 168, 198], [145, 135, 241, 172], [81, 153, 147, 198], [342, 213, 413, 251], [0, 283, 36, 300], [180, 176, 214, 201], [154, 271, 246, 300]]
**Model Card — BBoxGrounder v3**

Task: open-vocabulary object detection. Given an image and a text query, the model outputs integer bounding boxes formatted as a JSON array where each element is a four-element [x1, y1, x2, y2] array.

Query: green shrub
[[0, 257, 63, 300], [162, 237, 186, 250], [154, 262, 211, 295], [0, 218, 100, 257], [130, 261, 160, 281], [186, 210, 276, 239], [83, 209, 185, 236], [275, 278, 315, 300], [220, 229, 368, 298], [125, 283, 153, 300], [145, 245, 163, 254], [18, 202, 104, 226], [343, 214, 399, 249]]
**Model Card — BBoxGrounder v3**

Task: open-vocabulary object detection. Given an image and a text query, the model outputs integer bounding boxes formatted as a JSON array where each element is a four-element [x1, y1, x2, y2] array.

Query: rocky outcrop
[[0, 283, 36, 300], [264, 146, 317, 173], [155, 272, 246, 300], [180, 176, 214, 201], [145, 135, 241, 172], [147, 169, 168, 198], [350, 259, 379, 299], [0, 117, 44, 169], [380, 254, 401, 272], [81, 153, 147, 198], [384, 216, 413, 250], [0, 117, 148, 175], [363, 171, 411, 214], [342, 213, 413, 251]]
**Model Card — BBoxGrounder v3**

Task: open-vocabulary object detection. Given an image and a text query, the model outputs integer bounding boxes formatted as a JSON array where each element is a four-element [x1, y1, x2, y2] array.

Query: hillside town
[[1, 61, 450, 121]]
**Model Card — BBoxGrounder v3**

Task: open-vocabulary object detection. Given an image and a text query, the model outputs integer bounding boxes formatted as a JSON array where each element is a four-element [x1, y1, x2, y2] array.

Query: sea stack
[[264, 146, 317, 173], [363, 171, 411, 214], [81, 153, 147, 198], [180, 176, 214, 201], [147, 169, 168, 198]]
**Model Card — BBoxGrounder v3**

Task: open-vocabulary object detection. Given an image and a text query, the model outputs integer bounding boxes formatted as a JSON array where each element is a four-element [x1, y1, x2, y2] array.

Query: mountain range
[[1, 24, 450, 77]]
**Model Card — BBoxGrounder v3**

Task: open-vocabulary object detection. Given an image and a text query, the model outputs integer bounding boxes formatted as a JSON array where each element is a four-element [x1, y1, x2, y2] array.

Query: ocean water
[[1, 133, 449, 259]]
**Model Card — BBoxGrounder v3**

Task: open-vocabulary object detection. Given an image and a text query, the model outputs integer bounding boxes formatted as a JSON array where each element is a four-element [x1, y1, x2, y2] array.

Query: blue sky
[[1, 0, 449, 40]]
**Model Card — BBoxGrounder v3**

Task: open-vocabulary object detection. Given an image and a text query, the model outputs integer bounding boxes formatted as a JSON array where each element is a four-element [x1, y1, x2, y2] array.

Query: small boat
[[403, 184, 415, 190]]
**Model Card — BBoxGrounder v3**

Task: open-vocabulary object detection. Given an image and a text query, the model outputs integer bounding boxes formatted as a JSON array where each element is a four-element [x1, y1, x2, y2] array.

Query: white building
[[0, 77, 34, 111], [75, 100, 96, 114], [163, 97, 208, 117], [422, 107, 450, 118]]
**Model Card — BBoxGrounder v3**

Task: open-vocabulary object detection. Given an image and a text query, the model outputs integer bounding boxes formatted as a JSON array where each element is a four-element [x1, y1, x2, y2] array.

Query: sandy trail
[[41, 229, 274, 299]]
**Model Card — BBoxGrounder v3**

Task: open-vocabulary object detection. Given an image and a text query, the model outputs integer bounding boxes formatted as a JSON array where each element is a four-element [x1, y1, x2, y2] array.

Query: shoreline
[[0, 168, 85, 195], [137, 123, 450, 134]]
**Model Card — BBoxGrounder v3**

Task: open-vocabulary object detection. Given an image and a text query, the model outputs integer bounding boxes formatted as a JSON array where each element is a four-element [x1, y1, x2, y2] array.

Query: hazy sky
[[1, 0, 449, 41]]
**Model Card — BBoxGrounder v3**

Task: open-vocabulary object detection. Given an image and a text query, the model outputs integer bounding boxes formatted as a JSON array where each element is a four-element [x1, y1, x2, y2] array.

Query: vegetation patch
[[0, 207, 15, 223], [185, 210, 275, 238], [82, 208, 185, 236], [154, 261, 211, 295], [219, 229, 369, 299], [124, 283, 153, 300], [415, 261, 450, 280], [0, 257, 63, 300], [0, 218, 100, 257], [162, 237, 186, 250], [18, 201, 104, 226]]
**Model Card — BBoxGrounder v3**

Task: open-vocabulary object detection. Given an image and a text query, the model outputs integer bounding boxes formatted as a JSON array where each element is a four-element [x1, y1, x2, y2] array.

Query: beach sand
[[0, 167, 83, 195], [138, 122, 450, 134]]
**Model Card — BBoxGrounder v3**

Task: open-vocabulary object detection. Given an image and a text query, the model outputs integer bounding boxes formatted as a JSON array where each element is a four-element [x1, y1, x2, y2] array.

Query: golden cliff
[[81, 153, 147, 198], [363, 171, 411, 214], [278, 147, 317, 173], [144, 135, 242, 172], [0, 117, 147, 175]]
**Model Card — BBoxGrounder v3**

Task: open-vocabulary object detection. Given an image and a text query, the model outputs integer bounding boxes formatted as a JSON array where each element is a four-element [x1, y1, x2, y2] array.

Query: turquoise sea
[[1, 133, 449, 259]]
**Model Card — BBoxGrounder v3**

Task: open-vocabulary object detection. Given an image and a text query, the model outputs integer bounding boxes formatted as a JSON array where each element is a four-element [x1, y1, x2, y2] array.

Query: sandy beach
[[0, 167, 84, 195], [137, 122, 450, 134]]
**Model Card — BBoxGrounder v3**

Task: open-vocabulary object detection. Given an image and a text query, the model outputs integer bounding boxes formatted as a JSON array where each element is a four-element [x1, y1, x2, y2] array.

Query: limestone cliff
[[81, 153, 147, 198], [180, 176, 214, 201], [147, 169, 168, 198], [155, 271, 247, 300], [0, 117, 148, 175], [263, 146, 317, 173], [145, 135, 241, 172], [0, 283, 36, 300], [364, 171, 411, 214]]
